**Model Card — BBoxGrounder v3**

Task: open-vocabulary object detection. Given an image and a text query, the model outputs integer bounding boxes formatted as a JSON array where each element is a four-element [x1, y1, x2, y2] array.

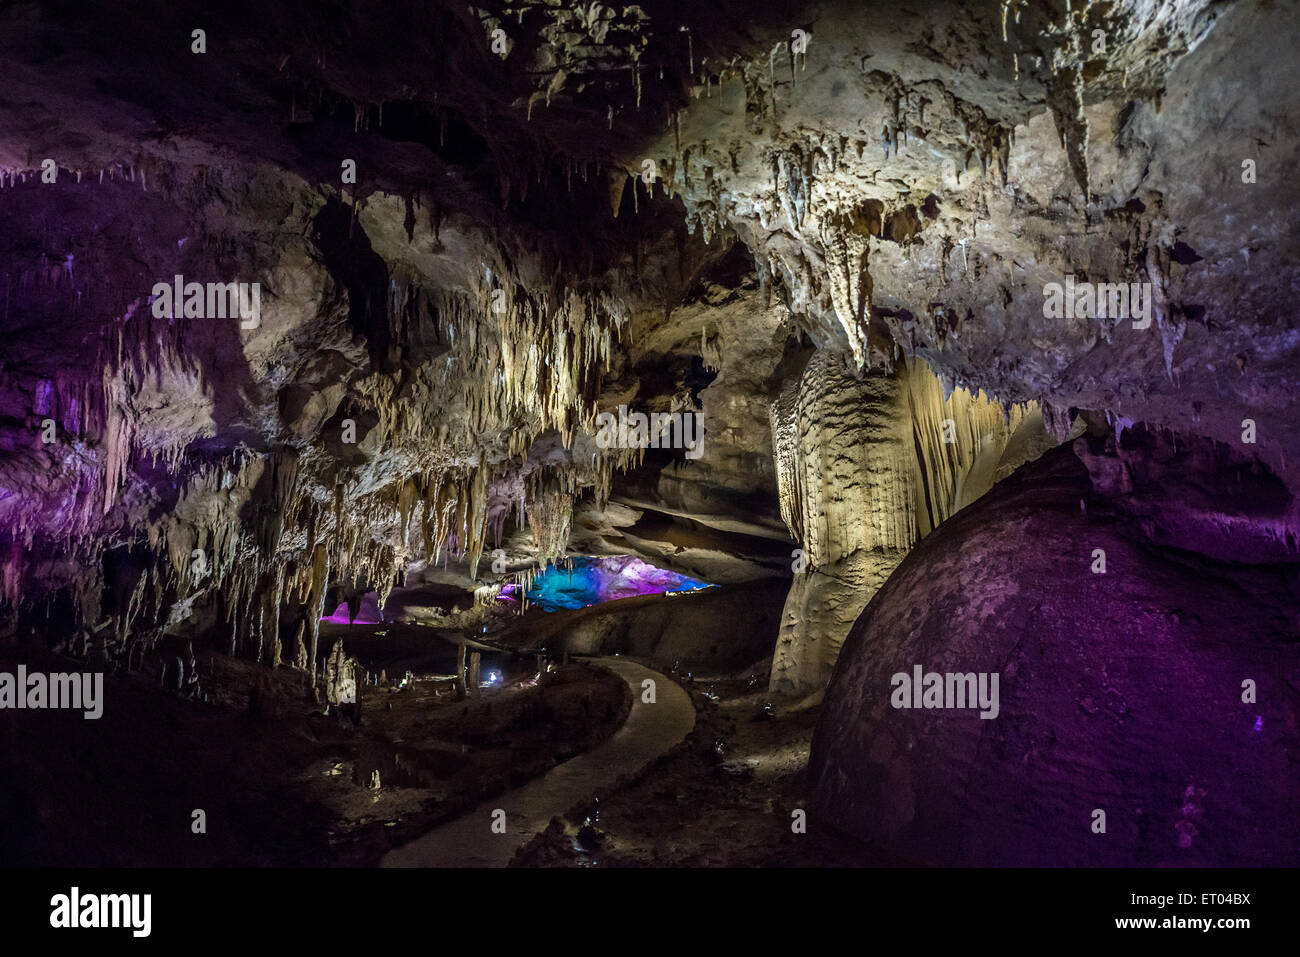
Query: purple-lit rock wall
[[809, 430, 1300, 867], [322, 591, 385, 625]]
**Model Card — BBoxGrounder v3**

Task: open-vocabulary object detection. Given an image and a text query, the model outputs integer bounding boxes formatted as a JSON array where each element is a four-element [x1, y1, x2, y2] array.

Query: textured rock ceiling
[[0, 0, 1296, 673]]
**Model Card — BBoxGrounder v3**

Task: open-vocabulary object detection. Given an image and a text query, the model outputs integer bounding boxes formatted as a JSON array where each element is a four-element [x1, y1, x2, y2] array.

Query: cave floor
[[0, 643, 630, 867], [512, 670, 904, 867], [382, 657, 694, 867]]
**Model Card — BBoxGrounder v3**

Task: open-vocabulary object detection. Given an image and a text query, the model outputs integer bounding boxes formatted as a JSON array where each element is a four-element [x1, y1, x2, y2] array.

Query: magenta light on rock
[[321, 591, 384, 624]]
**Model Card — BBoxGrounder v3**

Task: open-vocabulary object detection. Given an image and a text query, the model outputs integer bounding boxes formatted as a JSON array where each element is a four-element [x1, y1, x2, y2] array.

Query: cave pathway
[[379, 657, 695, 867]]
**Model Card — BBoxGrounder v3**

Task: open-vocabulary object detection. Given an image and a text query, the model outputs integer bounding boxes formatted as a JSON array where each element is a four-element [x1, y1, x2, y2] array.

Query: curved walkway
[[380, 657, 694, 867]]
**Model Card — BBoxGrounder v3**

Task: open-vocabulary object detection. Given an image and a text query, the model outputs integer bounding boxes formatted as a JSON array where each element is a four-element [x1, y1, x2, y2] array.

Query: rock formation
[[769, 353, 1057, 692], [809, 430, 1300, 866]]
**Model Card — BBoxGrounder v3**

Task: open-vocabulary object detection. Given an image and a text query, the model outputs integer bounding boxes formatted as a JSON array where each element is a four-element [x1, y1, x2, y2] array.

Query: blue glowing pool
[[522, 555, 712, 612]]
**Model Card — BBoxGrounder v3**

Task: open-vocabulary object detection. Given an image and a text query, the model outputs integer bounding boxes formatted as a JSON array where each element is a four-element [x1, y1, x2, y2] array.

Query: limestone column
[[768, 353, 1044, 694]]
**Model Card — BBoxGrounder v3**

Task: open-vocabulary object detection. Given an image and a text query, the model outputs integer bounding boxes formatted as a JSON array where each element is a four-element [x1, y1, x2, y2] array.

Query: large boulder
[[809, 430, 1300, 866]]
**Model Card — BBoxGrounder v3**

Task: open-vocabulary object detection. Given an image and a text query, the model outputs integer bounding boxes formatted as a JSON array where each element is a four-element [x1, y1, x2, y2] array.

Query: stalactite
[[307, 543, 329, 684], [818, 212, 873, 370], [700, 325, 724, 372]]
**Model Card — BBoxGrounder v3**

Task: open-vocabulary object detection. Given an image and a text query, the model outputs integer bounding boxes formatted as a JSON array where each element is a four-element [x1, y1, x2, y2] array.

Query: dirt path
[[380, 657, 694, 867]]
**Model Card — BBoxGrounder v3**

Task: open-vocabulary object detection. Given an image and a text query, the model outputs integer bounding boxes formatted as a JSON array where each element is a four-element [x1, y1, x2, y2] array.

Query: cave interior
[[0, 0, 1296, 869]]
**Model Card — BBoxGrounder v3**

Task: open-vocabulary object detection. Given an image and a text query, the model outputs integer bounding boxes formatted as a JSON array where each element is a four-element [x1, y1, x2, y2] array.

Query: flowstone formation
[[768, 353, 1058, 694]]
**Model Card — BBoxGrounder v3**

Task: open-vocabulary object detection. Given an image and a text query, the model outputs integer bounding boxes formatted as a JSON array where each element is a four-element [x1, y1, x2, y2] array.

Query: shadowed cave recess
[[0, 0, 1296, 872]]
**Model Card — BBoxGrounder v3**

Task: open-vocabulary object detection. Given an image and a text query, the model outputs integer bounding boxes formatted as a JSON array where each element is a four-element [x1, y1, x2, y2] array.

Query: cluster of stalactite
[[0, 291, 213, 645], [325, 278, 641, 579], [62, 442, 638, 670], [699, 325, 724, 372], [0, 157, 169, 192], [358, 284, 626, 455], [483, 1, 652, 122], [621, 30, 1023, 372], [0, 251, 647, 678], [0, 300, 196, 555], [0, 447, 292, 662]]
